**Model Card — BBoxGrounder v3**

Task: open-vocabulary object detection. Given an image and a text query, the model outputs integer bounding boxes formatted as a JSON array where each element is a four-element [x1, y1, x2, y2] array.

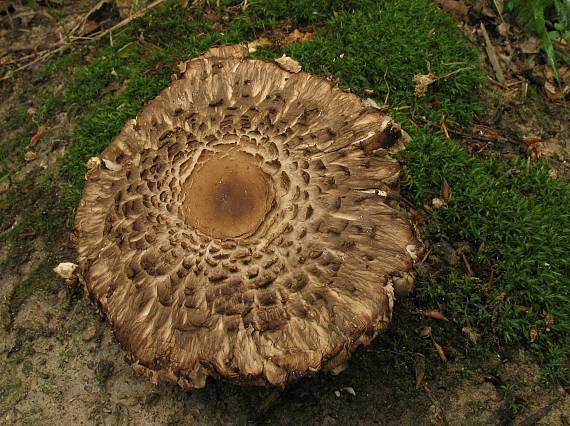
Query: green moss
[[402, 130, 570, 380], [0, 172, 68, 276], [95, 360, 115, 387], [0, 370, 22, 416], [1, 259, 60, 330], [0, 109, 32, 180], [252, 0, 484, 127]]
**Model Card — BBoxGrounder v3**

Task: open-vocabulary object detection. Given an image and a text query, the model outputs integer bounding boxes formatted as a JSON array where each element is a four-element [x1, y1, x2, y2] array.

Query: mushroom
[[75, 45, 417, 389]]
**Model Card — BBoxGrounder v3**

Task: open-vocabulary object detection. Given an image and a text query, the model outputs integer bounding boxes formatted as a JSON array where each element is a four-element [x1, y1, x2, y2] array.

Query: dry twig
[[480, 23, 505, 83], [4, 0, 168, 76]]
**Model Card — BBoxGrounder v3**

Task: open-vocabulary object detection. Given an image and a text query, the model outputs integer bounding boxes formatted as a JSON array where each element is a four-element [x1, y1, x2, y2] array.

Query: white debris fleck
[[275, 55, 302, 73], [53, 262, 78, 280], [431, 197, 445, 209]]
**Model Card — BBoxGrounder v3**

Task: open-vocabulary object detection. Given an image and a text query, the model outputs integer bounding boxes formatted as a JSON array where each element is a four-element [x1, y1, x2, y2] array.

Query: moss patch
[[0, 370, 23, 416]]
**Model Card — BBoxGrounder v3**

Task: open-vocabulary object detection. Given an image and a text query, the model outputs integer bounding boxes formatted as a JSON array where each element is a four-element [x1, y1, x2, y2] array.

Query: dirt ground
[[1, 1, 569, 425]]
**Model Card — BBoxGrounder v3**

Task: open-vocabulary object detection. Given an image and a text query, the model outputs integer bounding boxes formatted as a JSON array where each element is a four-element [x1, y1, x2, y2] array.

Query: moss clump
[[403, 131, 570, 381], [0, 373, 22, 416]]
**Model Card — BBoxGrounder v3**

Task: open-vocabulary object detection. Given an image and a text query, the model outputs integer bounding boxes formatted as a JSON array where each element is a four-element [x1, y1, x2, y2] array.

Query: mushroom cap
[[75, 45, 417, 389]]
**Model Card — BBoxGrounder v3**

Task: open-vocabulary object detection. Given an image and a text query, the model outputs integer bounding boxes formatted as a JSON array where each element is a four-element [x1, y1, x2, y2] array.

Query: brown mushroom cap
[[75, 45, 417, 389]]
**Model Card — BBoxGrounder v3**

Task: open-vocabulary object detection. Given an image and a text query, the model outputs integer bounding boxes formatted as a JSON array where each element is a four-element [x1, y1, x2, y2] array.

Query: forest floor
[[0, 0, 569, 425]]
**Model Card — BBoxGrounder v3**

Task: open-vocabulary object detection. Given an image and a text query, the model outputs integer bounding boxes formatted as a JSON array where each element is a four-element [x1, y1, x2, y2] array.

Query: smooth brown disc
[[182, 150, 274, 239]]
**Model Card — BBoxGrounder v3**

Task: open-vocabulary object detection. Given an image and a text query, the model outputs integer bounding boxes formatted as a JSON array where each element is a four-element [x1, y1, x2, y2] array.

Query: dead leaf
[[29, 124, 48, 147], [479, 23, 505, 83], [529, 326, 539, 343], [525, 135, 545, 160], [544, 81, 557, 96], [11, 4, 36, 27], [425, 385, 450, 426], [413, 73, 437, 97], [418, 310, 449, 322], [430, 402, 450, 426], [431, 337, 447, 362], [462, 326, 481, 344], [116, 0, 132, 19], [275, 55, 302, 73], [0, 181, 10, 195], [248, 37, 273, 53], [440, 119, 450, 139], [544, 81, 561, 101], [480, 3, 497, 18], [419, 326, 433, 339], [414, 353, 426, 389], [82, 19, 100, 35], [548, 168, 558, 179], [544, 313, 554, 332], [24, 151, 38, 162], [497, 22, 510, 37], [282, 29, 314, 44], [441, 178, 450, 201], [520, 37, 541, 54], [434, 0, 469, 18]]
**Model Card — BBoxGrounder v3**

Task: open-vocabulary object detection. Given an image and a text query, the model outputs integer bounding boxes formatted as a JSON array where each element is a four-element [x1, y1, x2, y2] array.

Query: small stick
[[480, 23, 505, 83], [486, 269, 495, 291], [4, 0, 168, 76], [69, 0, 110, 36], [424, 385, 450, 426], [518, 398, 559, 426], [10, 45, 66, 74], [461, 253, 473, 276], [439, 66, 472, 80], [91, 0, 168, 41], [486, 75, 509, 90]]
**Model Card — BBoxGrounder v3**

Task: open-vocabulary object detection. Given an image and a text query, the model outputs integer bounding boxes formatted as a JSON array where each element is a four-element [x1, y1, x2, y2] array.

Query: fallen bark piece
[[434, 0, 469, 18]]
